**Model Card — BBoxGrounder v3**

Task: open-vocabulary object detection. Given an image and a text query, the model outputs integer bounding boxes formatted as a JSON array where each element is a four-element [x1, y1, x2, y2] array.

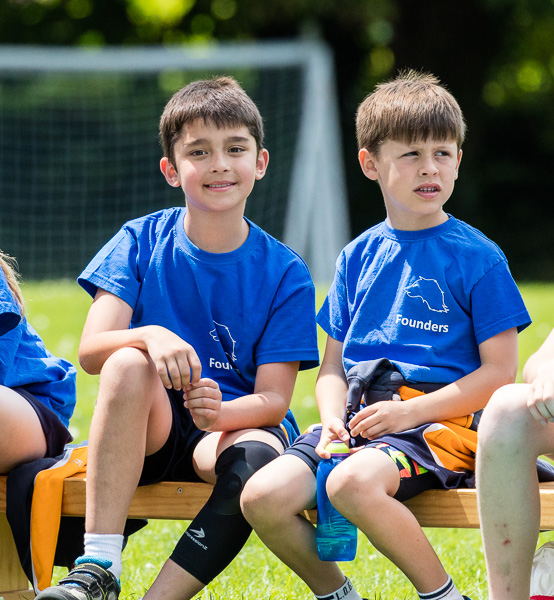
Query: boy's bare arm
[[522, 327, 554, 424], [349, 327, 518, 440], [314, 336, 350, 458], [184, 361, 299, 432], [79, 289, 201, 389], [523, 327, 554, 383]]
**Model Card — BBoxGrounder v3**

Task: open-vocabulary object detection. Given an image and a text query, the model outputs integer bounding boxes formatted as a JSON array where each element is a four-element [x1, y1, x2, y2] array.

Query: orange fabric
[[30, 446, 88, 592], [398, 385, 477, 472]]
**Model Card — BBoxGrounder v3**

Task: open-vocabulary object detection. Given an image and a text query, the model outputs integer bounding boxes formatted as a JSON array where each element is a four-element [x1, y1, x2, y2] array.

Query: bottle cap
[[325, 440, 350, 455]]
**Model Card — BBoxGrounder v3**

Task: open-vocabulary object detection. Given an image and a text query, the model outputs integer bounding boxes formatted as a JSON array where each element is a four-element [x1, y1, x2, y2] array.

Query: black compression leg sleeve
[[170, 441, 280, 584]]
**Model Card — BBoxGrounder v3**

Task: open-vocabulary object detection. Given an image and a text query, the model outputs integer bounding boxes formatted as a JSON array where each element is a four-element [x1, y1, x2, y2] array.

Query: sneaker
[[34, 557, 120, 600]]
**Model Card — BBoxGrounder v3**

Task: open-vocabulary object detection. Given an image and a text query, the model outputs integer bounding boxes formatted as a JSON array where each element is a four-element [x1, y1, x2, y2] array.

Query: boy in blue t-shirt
[[36, 77, 319, 600], [242, 70, 531, 600]]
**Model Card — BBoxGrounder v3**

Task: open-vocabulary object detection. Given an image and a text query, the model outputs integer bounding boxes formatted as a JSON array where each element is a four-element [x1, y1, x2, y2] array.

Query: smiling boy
[[241, 70, 530, 600], [35, 77, 319, 600]]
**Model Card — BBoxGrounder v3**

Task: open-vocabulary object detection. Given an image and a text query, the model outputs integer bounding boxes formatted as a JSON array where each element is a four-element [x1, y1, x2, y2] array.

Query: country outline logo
[[210, 321, 238, 362], [405, 276, 449, 313]]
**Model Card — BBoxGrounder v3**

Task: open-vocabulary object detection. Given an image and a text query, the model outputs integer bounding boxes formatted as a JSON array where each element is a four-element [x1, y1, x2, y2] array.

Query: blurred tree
[[1, 0, 553, 278]]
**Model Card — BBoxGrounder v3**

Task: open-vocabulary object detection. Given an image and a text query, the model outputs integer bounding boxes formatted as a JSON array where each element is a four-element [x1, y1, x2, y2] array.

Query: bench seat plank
[[3, 476, 554, 528], [3, 475, 554, 598]]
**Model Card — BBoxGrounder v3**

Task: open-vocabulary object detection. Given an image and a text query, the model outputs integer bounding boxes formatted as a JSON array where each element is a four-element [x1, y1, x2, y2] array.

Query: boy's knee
[[327, 451, 397, 515], [210, 441, 279, 516], [100, 347, 154, 388], [326, 459, 367, 511], [480, 383, 538, 457], [96, 348, 162, 418], [481, 384, 532, 437], [241, 465, 284, 525]]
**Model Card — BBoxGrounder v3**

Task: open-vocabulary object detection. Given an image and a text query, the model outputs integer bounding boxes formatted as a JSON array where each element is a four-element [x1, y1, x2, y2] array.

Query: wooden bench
[[2, 475, 554, 599]]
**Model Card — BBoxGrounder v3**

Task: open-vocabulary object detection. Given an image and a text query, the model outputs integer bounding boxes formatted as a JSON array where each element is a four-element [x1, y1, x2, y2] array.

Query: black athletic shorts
[[139, 387, 290, 486], [13, 386, 73, 459], [284, 425, 440, 503]]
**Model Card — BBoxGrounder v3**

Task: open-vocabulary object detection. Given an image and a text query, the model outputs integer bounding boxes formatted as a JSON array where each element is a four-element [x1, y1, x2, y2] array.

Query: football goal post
[[0, 41, 349, 283]]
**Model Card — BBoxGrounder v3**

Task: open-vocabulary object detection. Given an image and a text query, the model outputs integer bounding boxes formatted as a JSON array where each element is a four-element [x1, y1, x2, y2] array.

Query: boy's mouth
[[415, 184, 442, 198], [205, 182, 235, 190], [415, 184, 440, 193]]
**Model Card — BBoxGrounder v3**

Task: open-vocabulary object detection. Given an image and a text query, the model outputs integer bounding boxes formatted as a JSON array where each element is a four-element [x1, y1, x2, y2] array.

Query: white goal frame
[[0, 41, 350, 283]]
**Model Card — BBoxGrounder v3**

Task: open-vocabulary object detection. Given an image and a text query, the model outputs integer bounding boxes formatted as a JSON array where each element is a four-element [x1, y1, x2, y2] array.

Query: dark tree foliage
[[1, 0, 553, 278]]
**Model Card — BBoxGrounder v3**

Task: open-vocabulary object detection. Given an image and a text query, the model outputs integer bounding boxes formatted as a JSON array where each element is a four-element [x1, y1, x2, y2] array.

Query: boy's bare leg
[[477, 384, 554, 600], [145, 429, 286, 600], [241, 454, 348, 596], [0, 385, 47, 473], [86, 347, 173, 534], [328, 448, 449, 594]]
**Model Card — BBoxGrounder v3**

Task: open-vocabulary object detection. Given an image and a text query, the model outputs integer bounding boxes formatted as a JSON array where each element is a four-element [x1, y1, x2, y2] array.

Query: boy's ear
[[454, 148, 463, 180], [255, 148, 270, 181], [160, 157, 181, 187], [358, 148, 379, 181]]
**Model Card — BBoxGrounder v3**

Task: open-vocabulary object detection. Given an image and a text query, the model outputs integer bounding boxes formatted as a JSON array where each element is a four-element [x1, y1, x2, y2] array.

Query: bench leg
[[0, 512, 33, 599]]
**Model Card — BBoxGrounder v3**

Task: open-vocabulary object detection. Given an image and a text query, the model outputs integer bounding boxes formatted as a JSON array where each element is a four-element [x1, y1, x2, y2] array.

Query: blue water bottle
[[316, 440, 357, 561]]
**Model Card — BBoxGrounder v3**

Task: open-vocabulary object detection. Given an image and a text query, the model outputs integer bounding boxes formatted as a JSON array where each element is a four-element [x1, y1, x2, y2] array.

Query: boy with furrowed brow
[[36, 76, 319, 600], [241, 70, 531, 600]]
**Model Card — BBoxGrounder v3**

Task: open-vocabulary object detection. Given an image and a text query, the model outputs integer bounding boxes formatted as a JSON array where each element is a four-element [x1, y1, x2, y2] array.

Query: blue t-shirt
[[0, 270, 77, 427], [78, 207, 319, 404], [318, 216, 531, 384]]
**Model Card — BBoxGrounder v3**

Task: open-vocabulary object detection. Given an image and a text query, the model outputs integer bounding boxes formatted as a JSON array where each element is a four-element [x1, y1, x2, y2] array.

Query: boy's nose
[[419, 159, 438, 176], [210, 152, 230, 172]]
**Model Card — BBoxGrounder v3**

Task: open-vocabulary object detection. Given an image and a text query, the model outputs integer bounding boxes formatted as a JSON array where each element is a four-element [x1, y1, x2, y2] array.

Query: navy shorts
[[14, 387, 73, 459], [139, 388, 290, 486], [284, 425, 439, 502]]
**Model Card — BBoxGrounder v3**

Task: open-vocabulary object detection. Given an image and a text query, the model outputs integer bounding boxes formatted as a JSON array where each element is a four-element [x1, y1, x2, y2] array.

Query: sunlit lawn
[[21, 280, 554, 599]]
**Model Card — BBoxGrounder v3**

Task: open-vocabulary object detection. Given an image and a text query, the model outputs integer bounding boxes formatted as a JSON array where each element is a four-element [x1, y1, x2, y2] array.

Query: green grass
[[20, 280, 554, 599]]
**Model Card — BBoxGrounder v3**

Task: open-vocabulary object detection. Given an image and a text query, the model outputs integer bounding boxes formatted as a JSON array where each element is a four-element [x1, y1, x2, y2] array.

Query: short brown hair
[[159, 76, 264, 167], [356, 70, 466, 154]]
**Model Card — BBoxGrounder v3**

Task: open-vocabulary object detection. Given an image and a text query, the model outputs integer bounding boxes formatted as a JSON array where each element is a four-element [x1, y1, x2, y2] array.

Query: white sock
[[418, 575, 463, 600], [315, 577, 363, 600], [83, 533, 124, 580]]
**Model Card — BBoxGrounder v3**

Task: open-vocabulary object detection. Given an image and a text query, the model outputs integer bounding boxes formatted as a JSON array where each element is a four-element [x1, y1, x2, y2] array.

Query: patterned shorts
[[284, 426, 440, 502], [365, 441, 439, 501]]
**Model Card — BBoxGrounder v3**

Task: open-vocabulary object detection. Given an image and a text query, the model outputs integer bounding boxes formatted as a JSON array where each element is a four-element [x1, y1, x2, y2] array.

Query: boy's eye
[[228, 146, 245, 153], [190, 149, 207, 156]]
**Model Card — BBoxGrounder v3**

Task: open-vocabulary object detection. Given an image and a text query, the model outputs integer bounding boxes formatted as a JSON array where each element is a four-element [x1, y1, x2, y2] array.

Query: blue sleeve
[[0, 322, 21, 381], [471, 260, 531, 345], [255, 263, 319, 371], [0, 270, 21, 337], [77, 226, 141, 310], [317, 252, 351, 342], [0, 272, 23, 382]]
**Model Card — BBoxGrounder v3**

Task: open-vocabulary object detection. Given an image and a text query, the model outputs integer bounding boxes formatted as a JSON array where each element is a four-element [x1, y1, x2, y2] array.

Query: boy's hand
[[143, 325, 202, 390], [315, 417, 350, 459], [184, 378, 222, 431], [527, 361, 554, 425], [348, 400, 412, 440]]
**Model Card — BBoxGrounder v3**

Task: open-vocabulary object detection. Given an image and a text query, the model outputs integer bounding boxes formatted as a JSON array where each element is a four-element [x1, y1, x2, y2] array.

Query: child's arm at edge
[[349, 327, 519, 440], [522, 327, 554, 424], [79, 289, 202, 390]]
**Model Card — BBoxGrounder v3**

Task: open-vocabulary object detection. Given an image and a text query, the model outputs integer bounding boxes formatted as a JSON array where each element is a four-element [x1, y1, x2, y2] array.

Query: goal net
[[0, 41, 349, 283]]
